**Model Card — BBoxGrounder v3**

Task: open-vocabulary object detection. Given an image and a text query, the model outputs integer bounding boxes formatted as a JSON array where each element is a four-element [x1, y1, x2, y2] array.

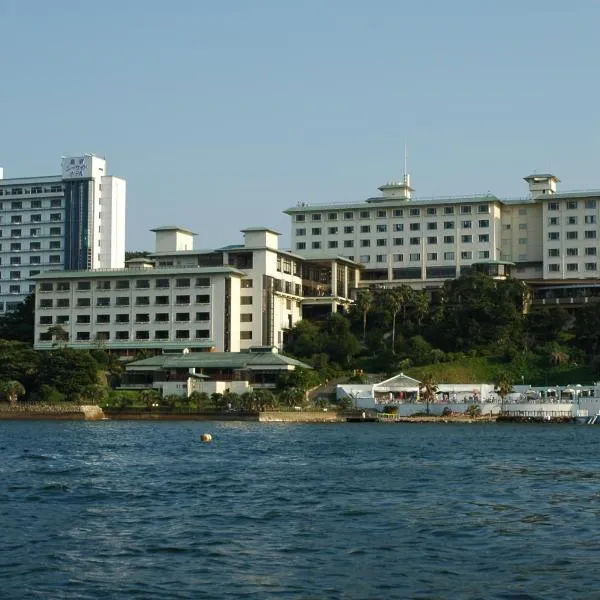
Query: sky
[[1, 0, 599, 251]]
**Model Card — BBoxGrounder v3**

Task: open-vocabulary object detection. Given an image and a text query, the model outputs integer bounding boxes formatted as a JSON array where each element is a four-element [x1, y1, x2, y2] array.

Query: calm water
[[2, 421, 600, 599]]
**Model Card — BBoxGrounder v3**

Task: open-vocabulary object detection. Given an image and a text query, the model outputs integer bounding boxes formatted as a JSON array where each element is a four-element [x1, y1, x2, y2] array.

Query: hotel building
[[285, 173, 600, 302], [0, 155, 126, 313], [33, 226, 360, 353]]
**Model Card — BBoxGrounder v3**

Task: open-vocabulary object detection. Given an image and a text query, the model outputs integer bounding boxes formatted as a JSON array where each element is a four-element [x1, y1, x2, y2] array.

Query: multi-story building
[[0, 154, 126, 313], [284, 173, 600, 302], [32, 226, 360, 353]]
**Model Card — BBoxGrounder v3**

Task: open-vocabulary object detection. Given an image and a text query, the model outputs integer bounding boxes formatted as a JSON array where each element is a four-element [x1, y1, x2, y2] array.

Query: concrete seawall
[[0, 404, 105, 420], [259, 411, 344, 423]]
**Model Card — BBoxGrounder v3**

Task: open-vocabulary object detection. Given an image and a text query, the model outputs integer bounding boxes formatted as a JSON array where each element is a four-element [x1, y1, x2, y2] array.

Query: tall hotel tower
[[0, 154, 126, 313]]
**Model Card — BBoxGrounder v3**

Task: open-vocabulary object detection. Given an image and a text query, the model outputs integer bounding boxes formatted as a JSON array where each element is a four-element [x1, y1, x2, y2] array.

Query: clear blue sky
[[1, 0, 599, 251]]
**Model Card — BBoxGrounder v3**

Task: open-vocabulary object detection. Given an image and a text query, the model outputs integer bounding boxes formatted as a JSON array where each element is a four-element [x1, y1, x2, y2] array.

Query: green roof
[[126, 351, 311, 371], [31, 266, 246, 280]]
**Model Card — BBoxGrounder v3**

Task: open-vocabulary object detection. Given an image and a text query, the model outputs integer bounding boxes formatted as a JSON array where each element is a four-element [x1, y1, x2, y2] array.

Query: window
[[548, 217, 559, 226], [409, 253, 420, 261], [115, 297, 130, 306], [518, 207, 527, 215], [392, 224, 403, 232], [135, 296, 150, 306], [566, 231, 578, 240], [49, 213, 61, 221], [479, 234, 489, 243], [311, 227, 321, 235], [548, 249, 560, 257], [9, 285, 21, 294], [30, 256, 41, 265], [175, 313, 189, 322], [360, 240, 371, 247], [343, 211, 354, 220], [241, 313, 253, 322], [296, 242, 306, 250], [566, 201, 578, 210], [311, 214, 321, 221], [50, 199, 62, 208], [478, 251, 490, 259], [155, 313, 169, 322], [548, 264, 560, 272], [49, 255, 61, 264], [376, 210, 386, 218], [585, 247, 597, 256], [10, 229, 21, 238], [241, 296, 253, 305], [328, 241, 338, 249], [77, 281, 91, 290], [40, 299, 53, 309], [585, 263, 597, 271], [343, 226, 354, 234], [343, 240, 354, 248], [327, 227, 338, 235], [409, 237, 420, 245], [427, 252, 437, 261], [548, 232, 560, 241], [566, 248, 579, 256], [135, 331, 150, 340], [478, 205, 490, 214], [56, 298, 69, 308], [444, 252, 455, 260], [295, 214, 305, 222], [9, 271, 20, 280], [196, 294, 210, 303], [444, 222, 455, 230], [175, 330, 190, 339], [76, 332, 90, 341], [10, 257, 21, 266], [359, 255, 370, 263], [196, 330, 210, 339], [585, 199, 597, 209], [461, 251, 472, 260], [49, 241, 61, 250], [39, 282, 53, 292], [327, 212, 338, 221], [376, 254, 386, 263], [376, 239, 386, 247], [311, 242, 321, 249], [176, 295, 190, 304], [136, 279, 150, 289], [567, 216, 578, 225], [518, 238, 527, 245], [518, 223, 528, 230], [409, 223, 420, 231], [50, 227, 61, 235], [115, 280, 130, 290], [548, 202, 559, 211], [478, 219, 489, 228], [359, 211, 370, 219], [444, 207, 454, 215], [196, 312, 210, 321], [97, 280, 111, 290], [443, 235, 454, 244], [360, 225, 370, 233], [97, 297, 111, 307], [566, 263, 579, 272], [96, 314, 110, 324], [461, 235, 472, 243], [77, 316, 91, 325], [393, 238, 404, 246], [376, 224, 387, 233], [460, 206, 472, 214], [585, 215, 596, 224], [39, 316, 53, 325], [461, 221, 472, 229], [393, 209, 403, 217], [240, 331, 253, 340], [115, 314, 129, 323], [585, 230, 597, 239], [426, 236, 437, 245], [77, 298, 91, 307], [393, 253, 403, 262]]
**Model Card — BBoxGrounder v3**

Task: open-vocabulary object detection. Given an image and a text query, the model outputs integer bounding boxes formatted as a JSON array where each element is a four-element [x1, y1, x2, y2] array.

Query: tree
[[139, 388, 161, 409], [82, 384, 108, 405], [36, 349, 100, 399], [495, 374, 513, 413], [377, 287, 410, 354], [48, 325, 69, 348], [419, 374, 438, 416], [0, 380, 26, 405], [354, 288, 373, 341], [0, 293, 35, 343]]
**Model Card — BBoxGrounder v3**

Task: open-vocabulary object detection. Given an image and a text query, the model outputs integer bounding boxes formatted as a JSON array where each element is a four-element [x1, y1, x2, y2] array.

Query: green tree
[[36, 349, 100, 399], [419, 374, 438, 416], [354, 288, 374, 341], [495, 374, 513, 413], [0, 380, 26, 405], [48, 325, 69, 348], [82, 384, 108, 405], [139, 388, 161, 409], [0, 293, 35, 343], [284, 320, 323, 359], [321, 313, 361, 366]]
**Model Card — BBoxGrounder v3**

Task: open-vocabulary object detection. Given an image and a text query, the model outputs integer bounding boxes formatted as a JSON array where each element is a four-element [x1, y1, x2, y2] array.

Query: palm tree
[[495, 374, 513, 413], [355, 288, 373, 342], [0, 380, 26, 405], [419, 374, 438, 416]]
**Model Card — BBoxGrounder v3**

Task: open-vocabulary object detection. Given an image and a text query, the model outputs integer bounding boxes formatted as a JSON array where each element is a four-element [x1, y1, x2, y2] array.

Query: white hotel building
[[0, 155, 126, 313], [33, 227, 360, 353], [285, 173, 600, 301]]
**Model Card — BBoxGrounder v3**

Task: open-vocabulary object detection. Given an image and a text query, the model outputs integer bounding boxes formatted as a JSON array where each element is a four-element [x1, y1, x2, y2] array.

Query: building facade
[[285, 173, 600, 294], [0, 155, 126, 313], [32, 226, 360, 353]]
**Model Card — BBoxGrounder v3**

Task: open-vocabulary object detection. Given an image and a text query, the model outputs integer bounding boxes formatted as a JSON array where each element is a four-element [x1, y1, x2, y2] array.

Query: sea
[[1, 421, 600, 600]]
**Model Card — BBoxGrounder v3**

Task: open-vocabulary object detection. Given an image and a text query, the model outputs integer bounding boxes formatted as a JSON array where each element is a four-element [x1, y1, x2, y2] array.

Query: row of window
[[0, 255, 61, 266], [348, 251, 492, 264], [0, 213, 62, 224], [0, 284, 35, 294], [39, 329, 212, 342], [294, 205, 491, 222], [38, 294, 212, 308], [297, 234, 491, 251], [40, 312, 212, 325], [548, 248, 597, 257], [547, 199, 597, 211], [0, 241, 61, 252], [548, 216, 596, 225], [39, 277, 213, 293], [548, 263, 598, 272], [0, 227, 61, 238], [0, 191, 62, 200], [296, 220, 490, 236], [548, 231, 596, 241]]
